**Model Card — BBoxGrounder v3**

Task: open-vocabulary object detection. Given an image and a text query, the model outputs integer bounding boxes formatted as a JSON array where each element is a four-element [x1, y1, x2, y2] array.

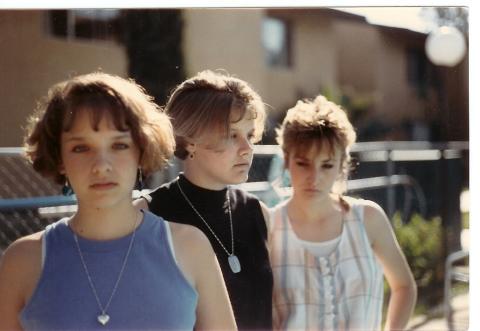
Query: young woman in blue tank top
[[0, 73, 236, 330], [268, 95, 417, 330]]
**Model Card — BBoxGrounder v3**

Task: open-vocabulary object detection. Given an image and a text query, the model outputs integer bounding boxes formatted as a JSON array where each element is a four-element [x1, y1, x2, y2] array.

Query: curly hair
[[276, 95, 356, 195], [24, 72, 175, 185], [165, 70, 266, 159]]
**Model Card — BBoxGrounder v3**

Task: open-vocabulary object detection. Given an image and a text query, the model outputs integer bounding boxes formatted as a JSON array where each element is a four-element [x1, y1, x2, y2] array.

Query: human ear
[[185, 141, 197, 155], [283, 153, 290, 170], [58, 163, 66, 175]]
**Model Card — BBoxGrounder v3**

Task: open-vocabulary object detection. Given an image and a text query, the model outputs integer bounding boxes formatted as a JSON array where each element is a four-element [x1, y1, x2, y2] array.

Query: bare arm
[[0, 233, 42, 331], [363, 201, 417, 331], [170, 223, 237, 330]]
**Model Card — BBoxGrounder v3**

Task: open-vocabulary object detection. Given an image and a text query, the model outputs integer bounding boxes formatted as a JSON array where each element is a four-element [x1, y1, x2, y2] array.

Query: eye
[[113, 142, 130, 150], [322, 163, 334, 169], [71, 145, 88, 153], [295, 160, 308, 167], [247, 132, 255, 141]]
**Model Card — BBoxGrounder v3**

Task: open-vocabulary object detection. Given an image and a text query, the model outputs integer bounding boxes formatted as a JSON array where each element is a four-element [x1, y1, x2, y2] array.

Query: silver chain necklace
[[71, 216, 139, 326], [176, 179, 241, 273]]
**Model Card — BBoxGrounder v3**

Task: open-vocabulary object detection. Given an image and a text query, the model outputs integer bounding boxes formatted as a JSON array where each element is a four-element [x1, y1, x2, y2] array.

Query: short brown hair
[[24, 72, 175, 184], [276, 95, 356, 194], [165, 70, 266, 159]]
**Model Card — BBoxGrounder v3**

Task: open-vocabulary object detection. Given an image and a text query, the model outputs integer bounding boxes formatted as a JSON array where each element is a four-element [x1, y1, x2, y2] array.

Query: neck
[[70, 202, 141, 240], [288, 193, 340, 223], [182, 163, 227, 191]]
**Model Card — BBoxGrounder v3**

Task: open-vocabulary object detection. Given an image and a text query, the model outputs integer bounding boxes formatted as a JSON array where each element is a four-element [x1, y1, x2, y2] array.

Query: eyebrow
[[231, 128, 255, 134], [294, 156, 336, 162], [64, 133, 132, 142]]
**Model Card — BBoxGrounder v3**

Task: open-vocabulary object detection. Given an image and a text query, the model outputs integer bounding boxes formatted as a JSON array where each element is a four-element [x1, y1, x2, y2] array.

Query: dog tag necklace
[[177, 179, 241, 273], [71, 216, 139, 326]]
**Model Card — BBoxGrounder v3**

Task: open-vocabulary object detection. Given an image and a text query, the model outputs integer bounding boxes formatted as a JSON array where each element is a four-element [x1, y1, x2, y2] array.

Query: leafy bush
[[390, 213, 444, 306]]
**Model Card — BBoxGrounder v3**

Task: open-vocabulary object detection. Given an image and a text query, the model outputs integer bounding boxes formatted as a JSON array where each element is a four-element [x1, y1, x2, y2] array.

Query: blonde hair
[[276, 95, 356, 195], [24, 72, 175, 184], [165, 70, 266, 159]]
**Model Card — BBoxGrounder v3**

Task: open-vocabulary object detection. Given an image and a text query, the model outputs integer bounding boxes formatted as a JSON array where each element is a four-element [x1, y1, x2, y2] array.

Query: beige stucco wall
[[183, 9, 337, 115], [265, 12, 337, 112], [334, 20, 377, 94], [0, 10, 127, 147], [375, 33, 426, 123], [182, 9, 265, 98], [334, 18, 427, 124]]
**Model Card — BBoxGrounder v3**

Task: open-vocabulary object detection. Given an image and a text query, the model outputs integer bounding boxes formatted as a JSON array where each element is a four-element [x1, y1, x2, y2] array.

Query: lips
[[90, 182, 118, 190], [234, 163, 251, 171]]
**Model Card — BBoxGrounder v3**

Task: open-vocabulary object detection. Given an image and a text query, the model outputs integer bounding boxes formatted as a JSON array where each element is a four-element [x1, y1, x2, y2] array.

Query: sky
[[335, 7, 432, 33], [0, 2, 474, 35], [0, 0, 474, 31]]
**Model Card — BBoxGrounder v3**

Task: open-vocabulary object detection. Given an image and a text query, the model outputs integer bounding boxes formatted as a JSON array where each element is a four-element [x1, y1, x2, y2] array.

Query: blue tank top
[[20, 211, 198, 330]]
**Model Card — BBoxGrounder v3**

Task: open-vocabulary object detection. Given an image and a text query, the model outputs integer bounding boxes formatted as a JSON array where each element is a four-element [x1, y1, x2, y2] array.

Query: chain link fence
[[0, 142, 469, 253]]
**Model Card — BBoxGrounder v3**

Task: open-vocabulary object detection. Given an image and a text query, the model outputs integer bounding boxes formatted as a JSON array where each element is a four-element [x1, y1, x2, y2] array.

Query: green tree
[[421, 7, 468, 35], [121, 9, 185, 105]]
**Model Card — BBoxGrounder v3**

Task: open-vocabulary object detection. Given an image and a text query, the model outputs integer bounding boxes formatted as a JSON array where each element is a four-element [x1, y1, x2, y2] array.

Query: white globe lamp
[[425, 26, 466, 67]]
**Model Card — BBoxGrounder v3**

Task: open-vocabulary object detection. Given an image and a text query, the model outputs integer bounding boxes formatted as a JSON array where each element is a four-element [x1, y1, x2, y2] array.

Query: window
[[48, 10, 122, 42], [406, 48, 428, 97], [262, 17, 292, 68]]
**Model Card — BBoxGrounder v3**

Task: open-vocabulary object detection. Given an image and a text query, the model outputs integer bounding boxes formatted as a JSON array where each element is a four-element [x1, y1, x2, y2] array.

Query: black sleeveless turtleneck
[[148, 174, 273, 331]]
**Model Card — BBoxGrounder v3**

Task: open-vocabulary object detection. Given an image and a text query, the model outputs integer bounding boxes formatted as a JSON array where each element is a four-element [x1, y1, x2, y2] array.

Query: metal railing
[[0, 141, 469, 251]]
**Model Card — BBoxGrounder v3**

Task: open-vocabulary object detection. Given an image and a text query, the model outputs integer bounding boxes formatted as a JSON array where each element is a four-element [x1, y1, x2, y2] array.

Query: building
[[0, 8, 468, 145], [0, 10, 127, 147]]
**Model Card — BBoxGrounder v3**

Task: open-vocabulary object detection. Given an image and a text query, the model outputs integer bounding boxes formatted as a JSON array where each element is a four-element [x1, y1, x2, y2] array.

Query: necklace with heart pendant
[[71, 215, 139, 325], [97, 313, 110, 326]]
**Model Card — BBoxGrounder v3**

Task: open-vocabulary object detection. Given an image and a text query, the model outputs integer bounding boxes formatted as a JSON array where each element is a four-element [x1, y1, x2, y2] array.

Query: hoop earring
[[62, 178, 74, 196], [137, 168, 144, 191]]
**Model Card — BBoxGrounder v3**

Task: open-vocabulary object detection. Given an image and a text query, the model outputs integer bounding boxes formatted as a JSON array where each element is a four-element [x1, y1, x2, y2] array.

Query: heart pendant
[[97, 313, 110, 326], [228, 255, 241, 273]]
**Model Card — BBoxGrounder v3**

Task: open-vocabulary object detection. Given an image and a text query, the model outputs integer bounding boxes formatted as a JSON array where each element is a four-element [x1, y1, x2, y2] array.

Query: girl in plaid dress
[[269, 95, 416, 331]]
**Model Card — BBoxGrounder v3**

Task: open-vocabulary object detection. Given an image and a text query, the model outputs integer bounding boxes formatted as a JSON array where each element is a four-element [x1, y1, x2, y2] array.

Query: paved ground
[[407, 293, 469, 331]]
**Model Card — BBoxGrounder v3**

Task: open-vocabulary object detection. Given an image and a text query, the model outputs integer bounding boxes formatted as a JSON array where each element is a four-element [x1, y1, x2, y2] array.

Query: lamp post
[[424, 25, 467, 141], [425, 26, 466, 67], [425, 26, 466, 260]]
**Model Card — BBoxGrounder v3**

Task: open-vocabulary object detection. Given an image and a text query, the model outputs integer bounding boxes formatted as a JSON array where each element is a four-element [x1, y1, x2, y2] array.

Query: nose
[[307, 168, 321, 184], [92, 151, 112, 175], [238, 136, 253, 156]]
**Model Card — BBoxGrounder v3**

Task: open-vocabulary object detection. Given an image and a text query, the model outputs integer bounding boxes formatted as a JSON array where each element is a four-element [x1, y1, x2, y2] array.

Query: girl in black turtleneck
[[140, 70, 272, 331]]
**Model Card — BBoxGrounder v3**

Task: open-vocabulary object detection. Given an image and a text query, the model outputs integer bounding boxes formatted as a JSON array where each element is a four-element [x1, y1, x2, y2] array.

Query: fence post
[[386, 147, 395, 219], [440, 148, 463, 256]]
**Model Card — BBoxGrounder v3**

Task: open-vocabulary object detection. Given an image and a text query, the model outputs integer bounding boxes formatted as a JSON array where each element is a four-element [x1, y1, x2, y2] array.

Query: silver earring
[[62, 178, 74, 196]]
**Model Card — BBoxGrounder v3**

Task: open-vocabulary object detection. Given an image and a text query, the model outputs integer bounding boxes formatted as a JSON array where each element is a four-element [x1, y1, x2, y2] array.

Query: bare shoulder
[[0, 231, 44, 308], [349, 198, 392, 245], [1, 231, 43, 269], [360, 199, 388, 222], [166, 222, 217, 287], [168, 222, 211, 250], [168, 222, 214, 257]]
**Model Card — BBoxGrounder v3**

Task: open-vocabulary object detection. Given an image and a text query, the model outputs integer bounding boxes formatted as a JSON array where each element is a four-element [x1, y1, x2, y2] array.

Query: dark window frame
[[262, 16, 293, 68], [47, 9, 122, 42]]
